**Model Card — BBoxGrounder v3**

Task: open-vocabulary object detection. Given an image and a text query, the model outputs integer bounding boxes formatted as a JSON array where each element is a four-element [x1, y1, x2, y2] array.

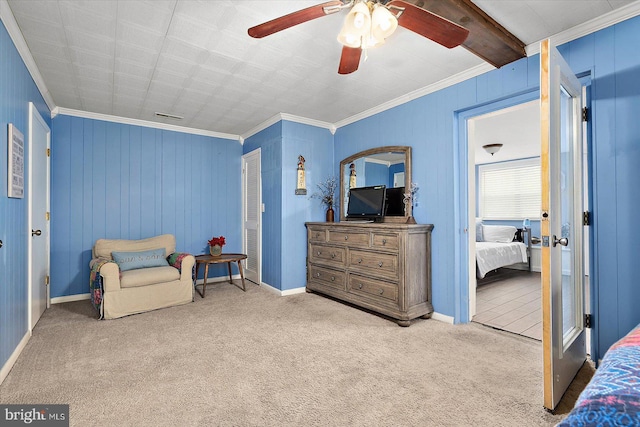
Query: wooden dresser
[[305, 222, 434, 326]]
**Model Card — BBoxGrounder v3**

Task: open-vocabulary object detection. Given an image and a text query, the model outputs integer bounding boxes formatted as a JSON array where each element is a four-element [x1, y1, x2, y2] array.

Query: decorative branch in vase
[[311, 176, 338, 222], [403, 183, 419, 224]]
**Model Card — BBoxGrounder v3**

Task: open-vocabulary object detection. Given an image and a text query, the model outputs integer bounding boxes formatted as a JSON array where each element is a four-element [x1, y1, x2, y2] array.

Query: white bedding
[[476, 241, 528, 279]]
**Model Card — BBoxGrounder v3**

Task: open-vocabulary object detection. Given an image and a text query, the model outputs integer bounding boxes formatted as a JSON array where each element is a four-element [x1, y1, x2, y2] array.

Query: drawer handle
[[379, 289, 384, 295], [358, 258, 363, 264], [315, 233, 320, 239], [382, 239, 387, 245], [331, 276, 335, 282], [316, 272, 321, 278], [331, 253, 335, 259], [378, 262, 383, 267], [358, 283, 363, 289], [317, 251, 321, 256], [344, 235, 349, 241]]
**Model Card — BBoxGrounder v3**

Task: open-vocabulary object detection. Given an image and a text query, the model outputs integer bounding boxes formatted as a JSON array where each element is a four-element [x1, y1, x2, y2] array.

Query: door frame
[[27, 102, 50, 333], [242, 148, 262, 285], [454, 90, 539, 323]]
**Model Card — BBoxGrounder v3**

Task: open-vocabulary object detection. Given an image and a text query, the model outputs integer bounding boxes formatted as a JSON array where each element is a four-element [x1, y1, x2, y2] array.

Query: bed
[[475, 221, 531, 279], [557, 323, 640, 426]]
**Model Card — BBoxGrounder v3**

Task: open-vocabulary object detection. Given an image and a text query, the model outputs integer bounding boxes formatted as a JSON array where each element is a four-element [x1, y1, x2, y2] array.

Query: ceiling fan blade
[[387, 0, 469, 48], [338, 46, 361, 75], [248, 1, 344, 38]]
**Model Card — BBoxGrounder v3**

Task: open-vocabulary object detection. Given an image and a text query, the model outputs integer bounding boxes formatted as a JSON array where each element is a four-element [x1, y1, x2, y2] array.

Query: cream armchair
[[89, 234, 195, 319]]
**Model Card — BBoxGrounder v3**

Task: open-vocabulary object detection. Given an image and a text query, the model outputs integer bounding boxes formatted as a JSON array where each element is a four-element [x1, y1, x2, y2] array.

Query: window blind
[[479, 159, 540, 220]]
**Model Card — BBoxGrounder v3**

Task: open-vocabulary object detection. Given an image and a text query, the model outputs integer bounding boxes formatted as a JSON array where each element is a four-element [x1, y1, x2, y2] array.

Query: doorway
[[467, 100, 542, 340]]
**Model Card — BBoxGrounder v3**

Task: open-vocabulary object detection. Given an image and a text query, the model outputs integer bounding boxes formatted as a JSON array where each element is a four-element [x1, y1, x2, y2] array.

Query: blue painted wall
[[243, 120, 333, 291], [50, 115, 242, 297], [0, 18, 51, 372], [335, 15, 640, 360]]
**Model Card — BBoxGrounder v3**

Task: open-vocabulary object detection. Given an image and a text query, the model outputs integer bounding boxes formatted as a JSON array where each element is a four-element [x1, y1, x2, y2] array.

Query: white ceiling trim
[[241, 112, 335, 141], [52, 107, 240, 142], [0, 0, 56, 111], [525, 0, 640, 56], [334, 62, 494, 130]]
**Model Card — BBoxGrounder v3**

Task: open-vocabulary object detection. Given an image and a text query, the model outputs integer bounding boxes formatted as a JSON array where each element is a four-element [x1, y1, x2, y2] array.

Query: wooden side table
[[194, 253, 248, 298]]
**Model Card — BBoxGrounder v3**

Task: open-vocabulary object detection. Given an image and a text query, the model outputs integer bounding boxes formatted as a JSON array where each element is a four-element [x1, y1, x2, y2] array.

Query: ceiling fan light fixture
[[371, 4, 398, 40], [483, 143, 503, 156], [338, 0, 371, 48]]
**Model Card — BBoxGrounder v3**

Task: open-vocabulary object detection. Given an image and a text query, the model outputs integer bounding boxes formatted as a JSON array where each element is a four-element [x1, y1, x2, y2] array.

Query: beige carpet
[[0, 282, 582, 426]]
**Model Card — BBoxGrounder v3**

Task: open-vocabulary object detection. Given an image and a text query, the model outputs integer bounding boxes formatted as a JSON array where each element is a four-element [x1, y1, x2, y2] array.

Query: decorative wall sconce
[[295, 155, 307, 195], [482, 143, 503, 156]]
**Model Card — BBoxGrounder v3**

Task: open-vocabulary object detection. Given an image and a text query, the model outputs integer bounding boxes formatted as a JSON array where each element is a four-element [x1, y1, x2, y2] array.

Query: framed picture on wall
[[8, 123, 24, 198]]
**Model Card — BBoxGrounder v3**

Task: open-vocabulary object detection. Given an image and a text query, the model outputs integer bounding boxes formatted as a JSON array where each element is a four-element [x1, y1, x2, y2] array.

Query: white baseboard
[[259, 282, 306, 296], [0, 332, 30, 386], [51, 293, 90, 304], [431, 312, 455, 324]]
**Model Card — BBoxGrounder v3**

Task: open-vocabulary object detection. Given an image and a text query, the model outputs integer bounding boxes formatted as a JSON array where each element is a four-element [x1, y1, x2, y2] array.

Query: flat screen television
[[346, 185, 386, 222], [385, 186, 405, 216]]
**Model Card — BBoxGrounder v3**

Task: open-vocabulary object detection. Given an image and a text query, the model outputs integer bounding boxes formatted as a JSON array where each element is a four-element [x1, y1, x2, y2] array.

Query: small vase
[[209, 245, 222, 256], [326, 206, 334, 222]]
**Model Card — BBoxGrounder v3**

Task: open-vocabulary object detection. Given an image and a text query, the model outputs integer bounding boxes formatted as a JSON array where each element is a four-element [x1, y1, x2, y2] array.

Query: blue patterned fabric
[[557, 324, 640, 426]]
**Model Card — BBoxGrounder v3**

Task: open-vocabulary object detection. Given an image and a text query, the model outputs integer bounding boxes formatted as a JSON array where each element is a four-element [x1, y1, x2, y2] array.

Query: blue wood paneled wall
[[50, 115, 242, 298], [335, 15, 640, 360], [0, 19, 51, 372], [243, 121, 333, 291]]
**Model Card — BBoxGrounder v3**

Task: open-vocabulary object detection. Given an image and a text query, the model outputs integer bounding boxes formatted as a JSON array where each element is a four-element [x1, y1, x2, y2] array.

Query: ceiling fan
[[248, 0, 470, 75]]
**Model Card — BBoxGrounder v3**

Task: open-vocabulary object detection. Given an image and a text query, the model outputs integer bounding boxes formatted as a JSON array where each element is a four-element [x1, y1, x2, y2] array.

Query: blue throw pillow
[[112, 248, 169, 271]]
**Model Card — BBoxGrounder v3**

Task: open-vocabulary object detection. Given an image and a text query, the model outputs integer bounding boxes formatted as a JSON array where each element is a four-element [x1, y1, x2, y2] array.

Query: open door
[[242, 149, 261, 284], [540, 39, 586, 410]]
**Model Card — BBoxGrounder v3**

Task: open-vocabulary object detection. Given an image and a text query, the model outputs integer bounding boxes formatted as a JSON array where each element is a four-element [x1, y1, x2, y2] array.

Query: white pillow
[[482, 225, 516, 243], [475, 218, 483, 242]]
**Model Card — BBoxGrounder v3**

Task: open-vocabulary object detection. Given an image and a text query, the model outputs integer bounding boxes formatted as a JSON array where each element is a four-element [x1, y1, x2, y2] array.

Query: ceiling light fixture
[[337, 0, 399, 50], [483, 143, 503, 156]]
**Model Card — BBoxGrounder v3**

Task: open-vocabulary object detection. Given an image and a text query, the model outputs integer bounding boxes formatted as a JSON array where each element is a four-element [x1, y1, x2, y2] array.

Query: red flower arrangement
[[208, 236, 226, 247]]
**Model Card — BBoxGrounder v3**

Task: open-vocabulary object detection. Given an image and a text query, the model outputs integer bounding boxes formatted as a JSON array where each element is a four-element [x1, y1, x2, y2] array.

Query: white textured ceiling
[[6, 0, 639, 138]]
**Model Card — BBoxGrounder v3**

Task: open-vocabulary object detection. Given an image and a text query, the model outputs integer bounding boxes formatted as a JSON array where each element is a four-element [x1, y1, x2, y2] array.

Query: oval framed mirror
[[339, 146, 412, 223]]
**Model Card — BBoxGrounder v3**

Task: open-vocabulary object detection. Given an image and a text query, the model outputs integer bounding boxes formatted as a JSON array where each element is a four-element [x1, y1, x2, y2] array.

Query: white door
[[540, 39, 586, 410], [28, 102, 50, 331], [242, 149, 261, 284]]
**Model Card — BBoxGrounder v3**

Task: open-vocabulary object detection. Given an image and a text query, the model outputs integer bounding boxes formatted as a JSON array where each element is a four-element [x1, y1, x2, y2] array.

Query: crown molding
[[525, 0, 640, 57], [53, 107, 240, 141], [0, 0, 56, 111], [241, 113, 335, 141], [334, 62, 494, 129]]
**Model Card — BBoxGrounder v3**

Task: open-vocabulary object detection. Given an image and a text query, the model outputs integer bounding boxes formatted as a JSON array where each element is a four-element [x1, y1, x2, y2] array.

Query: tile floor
[[473, 270, 542, 340]]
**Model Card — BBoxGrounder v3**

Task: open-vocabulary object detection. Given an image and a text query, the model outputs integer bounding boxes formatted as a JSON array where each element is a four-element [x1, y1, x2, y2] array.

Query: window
[[479, 158, 540, 220]]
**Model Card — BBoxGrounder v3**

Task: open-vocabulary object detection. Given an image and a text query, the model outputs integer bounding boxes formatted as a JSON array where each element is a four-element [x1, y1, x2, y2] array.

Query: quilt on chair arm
[[167, 252, 191, 272], [89, 257, 115, 319]]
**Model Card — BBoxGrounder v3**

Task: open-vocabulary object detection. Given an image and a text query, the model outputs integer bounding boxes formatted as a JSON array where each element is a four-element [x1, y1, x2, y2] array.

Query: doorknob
[[552, 235, 568, 247], [31, 229, 42, 236]]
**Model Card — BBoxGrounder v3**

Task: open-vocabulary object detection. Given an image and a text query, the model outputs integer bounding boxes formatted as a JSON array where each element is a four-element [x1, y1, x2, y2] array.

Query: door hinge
[[584, 314, 592, 328], [46, 148, 50, 157], [46, 211, 50, 221], [583, 211, 590, 226], [582, 107, 589, 122], [45, 275, 50, 285]]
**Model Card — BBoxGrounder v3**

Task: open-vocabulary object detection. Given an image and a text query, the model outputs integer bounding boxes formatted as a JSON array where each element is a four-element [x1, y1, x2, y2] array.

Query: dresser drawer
[[308, 227, 326, 243], [372, 232, 399, 251], [309, 244, 346, 266], [327, 230, 369, 247], [349, 249, 398, 279], [348, 274, 398, 303], [309, 265, 346, 291]]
